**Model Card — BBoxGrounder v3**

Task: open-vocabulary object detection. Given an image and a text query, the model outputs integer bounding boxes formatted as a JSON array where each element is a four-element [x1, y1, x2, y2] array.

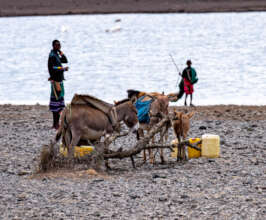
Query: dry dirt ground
[[0, 0, 266, 17], [0, 104, 265, 219]]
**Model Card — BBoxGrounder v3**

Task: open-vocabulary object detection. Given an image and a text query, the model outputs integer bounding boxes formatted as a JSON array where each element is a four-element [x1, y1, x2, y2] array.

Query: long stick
[[169, 54, 181, 87], [169, 54, 180, 73]]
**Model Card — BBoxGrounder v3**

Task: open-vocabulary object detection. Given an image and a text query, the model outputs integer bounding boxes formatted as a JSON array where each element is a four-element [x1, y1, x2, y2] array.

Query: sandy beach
[[0, 0, 266, 17], [0, 104, 265, 219]]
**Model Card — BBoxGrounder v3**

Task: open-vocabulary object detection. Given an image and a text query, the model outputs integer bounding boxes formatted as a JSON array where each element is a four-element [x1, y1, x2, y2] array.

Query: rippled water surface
[[0, 12, 265, 105]]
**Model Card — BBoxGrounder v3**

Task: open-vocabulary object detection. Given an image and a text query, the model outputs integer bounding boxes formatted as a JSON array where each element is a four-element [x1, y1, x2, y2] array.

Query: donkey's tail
[[55, 107, 68, 143], [167, 92, 179, 102]]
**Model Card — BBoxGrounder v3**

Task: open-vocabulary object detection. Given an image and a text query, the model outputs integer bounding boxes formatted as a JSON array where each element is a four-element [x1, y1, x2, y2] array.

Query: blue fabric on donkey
[[135, 96, 153, 123]]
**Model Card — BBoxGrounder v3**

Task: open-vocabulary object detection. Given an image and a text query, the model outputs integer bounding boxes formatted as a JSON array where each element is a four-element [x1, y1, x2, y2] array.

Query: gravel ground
[[0, 104, 265, 219]]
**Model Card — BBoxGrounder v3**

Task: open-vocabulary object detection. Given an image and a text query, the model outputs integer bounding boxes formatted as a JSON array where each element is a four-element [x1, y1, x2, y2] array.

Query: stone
[[199, 126, 207, 130]]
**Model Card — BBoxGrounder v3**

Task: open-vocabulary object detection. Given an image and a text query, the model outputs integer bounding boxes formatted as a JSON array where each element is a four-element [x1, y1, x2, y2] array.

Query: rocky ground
[[0, 104, 265, 219], [0, 0, 266, 17]]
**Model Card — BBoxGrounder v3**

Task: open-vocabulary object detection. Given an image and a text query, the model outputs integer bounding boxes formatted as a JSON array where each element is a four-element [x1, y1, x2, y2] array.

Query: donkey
[[55, 95, 139, 161], [171, 110, 194, 160], [127, 90, 170, 164]]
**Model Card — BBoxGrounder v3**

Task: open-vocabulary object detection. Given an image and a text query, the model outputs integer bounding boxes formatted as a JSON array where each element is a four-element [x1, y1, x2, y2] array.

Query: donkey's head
[[114, 99, 139, 132], [172, 110, 194, 139]]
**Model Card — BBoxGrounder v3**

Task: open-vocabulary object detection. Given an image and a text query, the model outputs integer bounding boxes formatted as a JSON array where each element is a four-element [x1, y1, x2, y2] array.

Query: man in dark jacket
[[48, 39, 69, 129]]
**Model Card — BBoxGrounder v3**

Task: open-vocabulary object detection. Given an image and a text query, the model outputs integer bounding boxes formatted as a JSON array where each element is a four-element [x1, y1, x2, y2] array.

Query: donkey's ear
[[162, 91, 165, 95], [186, 112, 195, 119]]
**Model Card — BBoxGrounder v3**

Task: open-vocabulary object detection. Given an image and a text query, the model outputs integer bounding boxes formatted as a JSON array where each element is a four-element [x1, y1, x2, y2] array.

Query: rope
[[52, 83, 59, 100]]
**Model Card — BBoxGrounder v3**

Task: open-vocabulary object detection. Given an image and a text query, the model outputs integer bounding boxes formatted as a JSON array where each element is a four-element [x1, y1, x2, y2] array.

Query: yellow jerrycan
[[201, 134, 220, 158], [187, 138, 201, 158], [60, 144, 94, 158], [171, 138, 201, 159]]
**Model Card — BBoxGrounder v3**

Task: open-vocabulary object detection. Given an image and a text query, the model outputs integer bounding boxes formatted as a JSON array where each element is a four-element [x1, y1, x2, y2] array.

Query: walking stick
[[169, 54, 181, 87]]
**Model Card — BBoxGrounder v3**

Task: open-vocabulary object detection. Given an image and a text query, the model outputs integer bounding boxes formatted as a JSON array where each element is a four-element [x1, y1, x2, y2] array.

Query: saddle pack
[[134, 96, 153, 124]]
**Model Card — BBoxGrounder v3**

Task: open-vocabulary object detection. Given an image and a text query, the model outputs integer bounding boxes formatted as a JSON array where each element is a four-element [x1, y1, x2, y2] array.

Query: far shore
[[0, 0, 266, 17]]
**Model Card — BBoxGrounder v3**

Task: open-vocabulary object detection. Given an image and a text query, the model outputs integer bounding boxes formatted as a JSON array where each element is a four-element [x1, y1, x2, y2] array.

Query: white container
[[201, 134, 220, 158]]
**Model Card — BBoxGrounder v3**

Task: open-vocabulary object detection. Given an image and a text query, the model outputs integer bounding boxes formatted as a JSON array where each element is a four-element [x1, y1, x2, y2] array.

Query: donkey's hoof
[[105, 162, 112, 171]]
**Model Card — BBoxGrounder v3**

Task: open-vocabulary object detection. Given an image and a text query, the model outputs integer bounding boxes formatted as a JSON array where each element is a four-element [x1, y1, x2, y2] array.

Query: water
[[0, 12, 265, 106]]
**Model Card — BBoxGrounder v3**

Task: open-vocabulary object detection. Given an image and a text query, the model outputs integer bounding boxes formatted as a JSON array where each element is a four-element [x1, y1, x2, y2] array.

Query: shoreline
[[0, 0, 266, 17], [1, 104, 266, 121]]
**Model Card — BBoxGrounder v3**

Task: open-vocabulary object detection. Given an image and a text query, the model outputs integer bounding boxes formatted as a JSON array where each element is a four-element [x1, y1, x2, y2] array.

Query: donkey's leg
[[181, 144, 187, 161], [182, 134, 188, 161], [67, 128, 81, 164], [104, 139, 112, 170], [177, 136, 182, 161], [149, 135, 155, 164], [159, 127, 166, 164], [143, 149, 147, 163], [159, 123, 170, 164], [160, 149, 164, 164], [63, 127, 72, 150], [137, 128, 146, 162]]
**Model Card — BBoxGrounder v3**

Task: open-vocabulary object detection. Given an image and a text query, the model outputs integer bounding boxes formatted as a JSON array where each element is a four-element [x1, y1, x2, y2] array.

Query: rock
[[152, 173, 167, 179], [152, 173, 160, 178], [93, 211, 101, 217], [17, 170, 30, 176], [199, 126, 207, 130], [17, 193, 27, 201], [158, 196, 168, 202], [220, 140, 226, 145], [87, 169, 98, 175], [129, 194, 140, 199], [180, 194, 189, 199], [243, 180, 253, 185], [92, 178, 105, 183], [112, 192, 121, 197]]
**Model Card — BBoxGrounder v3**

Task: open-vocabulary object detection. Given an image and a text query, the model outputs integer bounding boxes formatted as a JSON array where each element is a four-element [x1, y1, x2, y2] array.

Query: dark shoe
[[190, 103, 195, 107], [54, 124, 59, 130], [51, 124, 59, 130]]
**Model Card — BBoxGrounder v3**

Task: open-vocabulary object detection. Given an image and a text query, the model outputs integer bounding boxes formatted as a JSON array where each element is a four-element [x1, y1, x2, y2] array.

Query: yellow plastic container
[[201, 134, 220, 158], [171, 138, 201, 159], [60, 145, 94, 157], [187, 138, 201, 158]]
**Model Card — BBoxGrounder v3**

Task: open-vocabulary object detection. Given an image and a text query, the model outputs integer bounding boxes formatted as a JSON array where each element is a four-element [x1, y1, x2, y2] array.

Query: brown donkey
[[171, 110, 194, 160], [55, 94, 139, 160], [127, 90, 170, 164]]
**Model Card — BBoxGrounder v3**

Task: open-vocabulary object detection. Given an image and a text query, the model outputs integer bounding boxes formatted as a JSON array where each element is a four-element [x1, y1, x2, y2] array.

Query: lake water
[[0, 12, 265, 106]]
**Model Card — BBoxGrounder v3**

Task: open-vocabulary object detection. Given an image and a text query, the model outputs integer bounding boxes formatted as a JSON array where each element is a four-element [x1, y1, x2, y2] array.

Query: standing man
[[179, 60, 198, 106], [48, 39, 69, 129]]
